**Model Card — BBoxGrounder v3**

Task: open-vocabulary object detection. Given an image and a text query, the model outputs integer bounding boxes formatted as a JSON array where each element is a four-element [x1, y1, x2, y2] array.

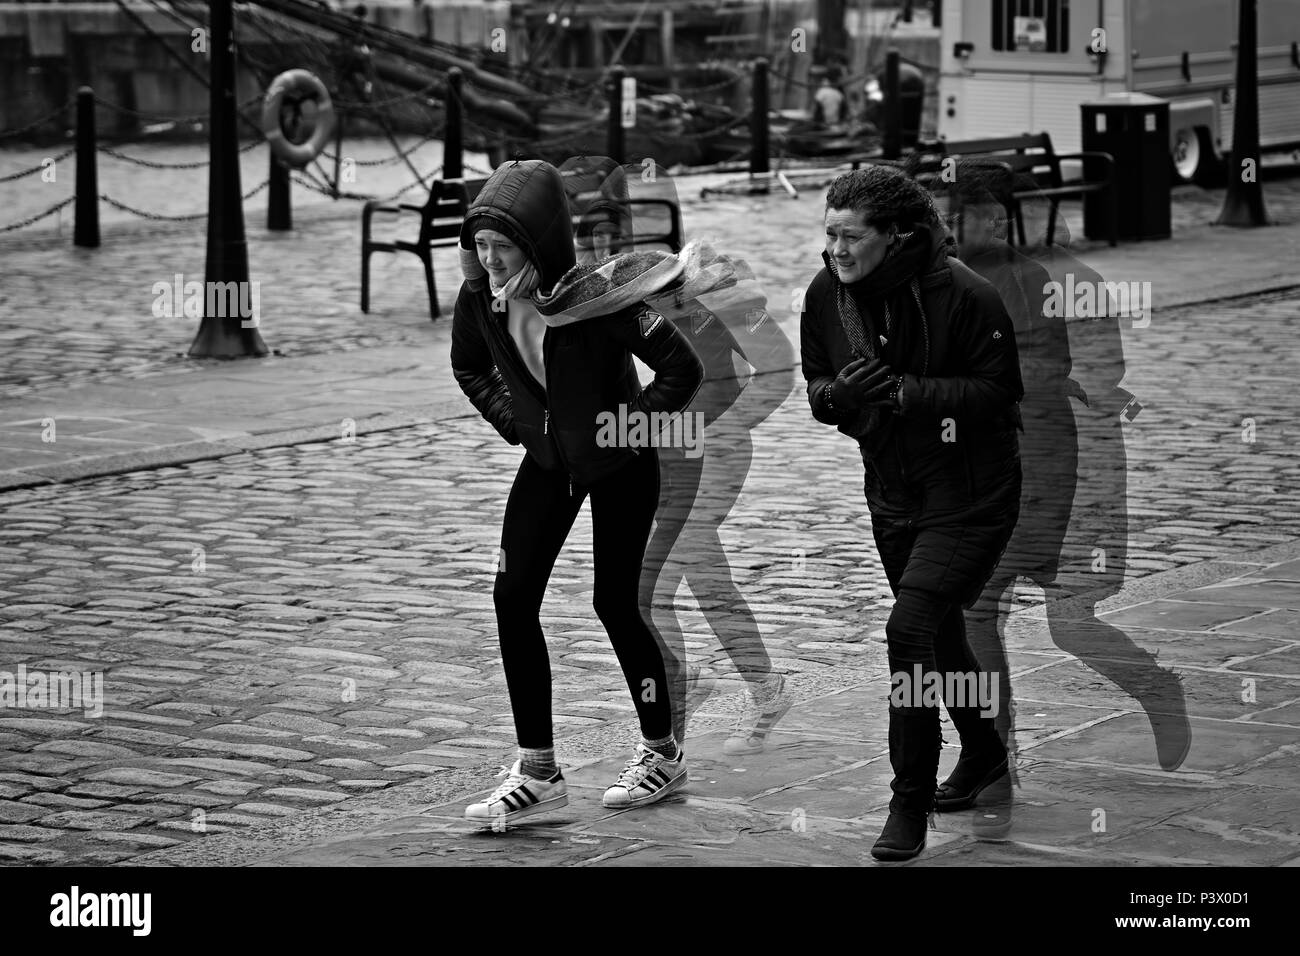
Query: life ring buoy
[[262, 70, 336, 169]]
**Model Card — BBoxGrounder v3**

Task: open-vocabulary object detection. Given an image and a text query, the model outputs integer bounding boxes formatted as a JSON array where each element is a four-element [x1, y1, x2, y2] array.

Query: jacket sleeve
[[605, 305, 704, 417], [799, 277, 843, 426], [897, 282, 1024, 425], [450, 285, 519, 445]]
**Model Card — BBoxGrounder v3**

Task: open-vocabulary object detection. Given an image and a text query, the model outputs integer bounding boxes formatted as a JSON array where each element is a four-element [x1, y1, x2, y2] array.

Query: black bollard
[[607, 65, 625, 165], [189, 0, 267, 359], [268, 153, 291, 231], [882, 49, 901, 160], [74, 88, 99, 248], [445, 67, 464, 181], [750, 57, 771, 185], [1217, 0, 1268, 226]]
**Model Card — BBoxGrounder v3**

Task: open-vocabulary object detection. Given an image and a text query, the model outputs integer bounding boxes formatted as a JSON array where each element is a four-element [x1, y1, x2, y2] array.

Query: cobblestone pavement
[[1, 160, 1299, 865], [0, 283, 1298, 863], [3, 157, 1298, 402]]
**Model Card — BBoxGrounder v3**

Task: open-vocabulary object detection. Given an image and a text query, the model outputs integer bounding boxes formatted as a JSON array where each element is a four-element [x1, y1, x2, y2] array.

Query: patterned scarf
[[827, 228, 934, 445]]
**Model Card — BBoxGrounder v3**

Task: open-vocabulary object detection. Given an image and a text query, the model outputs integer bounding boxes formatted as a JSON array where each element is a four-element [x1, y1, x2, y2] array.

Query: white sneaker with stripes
[[602, 742, 687, 809], [723, 672, 791, 755], [465, 761, 568, 826]]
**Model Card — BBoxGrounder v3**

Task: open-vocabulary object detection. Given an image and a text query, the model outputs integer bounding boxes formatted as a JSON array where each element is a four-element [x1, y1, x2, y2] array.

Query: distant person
[[451, 160, 703, 826], [812, 76, 848, 130]]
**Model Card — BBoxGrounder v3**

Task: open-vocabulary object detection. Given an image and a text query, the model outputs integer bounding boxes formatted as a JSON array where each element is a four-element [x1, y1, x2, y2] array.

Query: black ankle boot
[[935, 694, 1008, 812], [871, 809, 930, 861], [934, 746, 1008, 811], [872, 705, 940, 862]]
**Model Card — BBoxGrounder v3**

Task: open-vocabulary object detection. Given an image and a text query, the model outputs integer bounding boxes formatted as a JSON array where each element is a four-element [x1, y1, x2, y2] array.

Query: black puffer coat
[[800, 227, 1024, 605], [450, 161, 703, 487]]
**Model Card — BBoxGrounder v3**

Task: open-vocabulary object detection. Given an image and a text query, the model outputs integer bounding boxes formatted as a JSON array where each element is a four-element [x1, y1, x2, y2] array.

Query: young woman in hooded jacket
[[800, 166, 1025, 861], [450, 160, 704, 825]]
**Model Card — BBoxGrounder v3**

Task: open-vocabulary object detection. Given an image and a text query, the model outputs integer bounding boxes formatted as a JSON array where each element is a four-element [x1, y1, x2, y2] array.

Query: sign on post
[[621, 76, 637, 128]]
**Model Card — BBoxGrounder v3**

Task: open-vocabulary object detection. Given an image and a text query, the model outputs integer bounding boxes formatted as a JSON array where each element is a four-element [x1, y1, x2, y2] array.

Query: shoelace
[[488, 765, 529, 802], [614, 748, 659, 789]]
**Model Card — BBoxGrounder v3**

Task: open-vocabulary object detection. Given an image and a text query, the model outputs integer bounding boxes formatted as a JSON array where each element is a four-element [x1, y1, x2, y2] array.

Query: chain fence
[[0, 148, 76, 184], [0, 101, 74, 141], [0, 197, 76, 234]]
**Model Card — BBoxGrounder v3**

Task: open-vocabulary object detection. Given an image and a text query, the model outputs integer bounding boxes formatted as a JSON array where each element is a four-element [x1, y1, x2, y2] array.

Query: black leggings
[[493, 449, 672, 749]]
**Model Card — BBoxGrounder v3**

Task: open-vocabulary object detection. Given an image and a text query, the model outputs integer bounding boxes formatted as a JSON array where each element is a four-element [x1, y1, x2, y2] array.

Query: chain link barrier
[[91, 93, 264, 126], [319, 129, 443, 165], [0, 197, 76, 233], [98, 178, 270, 221], [290, 164, 442, 203], [636, 72, 744, 97], [0, 148, 76, 183], [0, 101, 74, 141]]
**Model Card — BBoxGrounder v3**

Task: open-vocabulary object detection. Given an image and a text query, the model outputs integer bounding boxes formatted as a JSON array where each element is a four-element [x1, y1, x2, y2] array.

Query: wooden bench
[[849, 133, 1118, 247], [933, 133, 1117, 247], [361, 173, 686, 321], [360, 176, 487, 322]]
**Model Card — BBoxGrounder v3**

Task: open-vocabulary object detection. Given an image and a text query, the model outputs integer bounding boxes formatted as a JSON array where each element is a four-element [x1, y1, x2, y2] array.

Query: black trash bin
[[1081, 93, 1171, 241]]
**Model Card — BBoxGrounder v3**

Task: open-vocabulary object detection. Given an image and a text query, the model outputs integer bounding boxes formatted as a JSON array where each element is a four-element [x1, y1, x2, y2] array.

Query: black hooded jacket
[[801, 228, 1024, 525], [450, 161, 704, 486], [801, 227, 1025, 604]]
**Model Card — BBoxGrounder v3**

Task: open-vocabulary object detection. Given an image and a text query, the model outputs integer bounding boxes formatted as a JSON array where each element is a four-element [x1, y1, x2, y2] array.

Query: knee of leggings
[[593, 588, 641, 631], [885, 590, 943, 666], [494, 572, 541, 622]]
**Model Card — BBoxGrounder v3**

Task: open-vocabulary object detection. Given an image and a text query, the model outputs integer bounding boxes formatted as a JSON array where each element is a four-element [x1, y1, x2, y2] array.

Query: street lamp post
[[189, 0, 268, 358], [1217, 0, 1268, 227]]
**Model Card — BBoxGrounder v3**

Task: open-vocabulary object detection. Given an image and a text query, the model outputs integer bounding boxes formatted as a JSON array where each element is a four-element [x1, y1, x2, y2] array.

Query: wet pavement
[[0, 162, 1298, 866]]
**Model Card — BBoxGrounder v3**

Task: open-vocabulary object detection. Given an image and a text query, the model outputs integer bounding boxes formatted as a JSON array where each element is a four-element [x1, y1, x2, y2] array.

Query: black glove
[[830, 358, 898, 410]]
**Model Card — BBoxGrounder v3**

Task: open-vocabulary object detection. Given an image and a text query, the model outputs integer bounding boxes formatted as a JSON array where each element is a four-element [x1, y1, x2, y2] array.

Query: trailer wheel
[[1171, 125, 1225, 187]]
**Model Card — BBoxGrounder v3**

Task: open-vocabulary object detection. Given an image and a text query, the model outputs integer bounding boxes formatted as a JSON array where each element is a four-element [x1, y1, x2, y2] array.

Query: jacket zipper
[[490, 298, 573, 493], [540, 329, 576, 497]]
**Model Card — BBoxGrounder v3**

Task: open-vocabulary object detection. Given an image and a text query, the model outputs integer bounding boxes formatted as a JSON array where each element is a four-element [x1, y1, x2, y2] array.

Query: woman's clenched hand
[[830, 358, 898, 409]]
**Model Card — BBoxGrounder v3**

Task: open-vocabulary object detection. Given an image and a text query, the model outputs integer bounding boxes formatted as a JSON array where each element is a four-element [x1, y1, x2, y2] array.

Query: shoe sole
[[602, 768, 688, 810], [933, 758, 1009, 813], [870, 837, 926, 862], [466, 791, 569, 826]]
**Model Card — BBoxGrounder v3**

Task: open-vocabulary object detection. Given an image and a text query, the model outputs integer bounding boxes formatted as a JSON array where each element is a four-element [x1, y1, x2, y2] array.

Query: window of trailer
[[992, 0, 1070, 53]]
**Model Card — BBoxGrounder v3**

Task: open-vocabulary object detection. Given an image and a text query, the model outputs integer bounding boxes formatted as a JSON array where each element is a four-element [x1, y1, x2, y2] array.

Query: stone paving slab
[[89, 538, 1298, 868], [1, 167, 1299, 866]]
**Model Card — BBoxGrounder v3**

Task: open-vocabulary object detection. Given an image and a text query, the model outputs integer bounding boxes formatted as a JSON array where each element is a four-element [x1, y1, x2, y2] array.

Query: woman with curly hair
[[800, 165, 1024, 860]]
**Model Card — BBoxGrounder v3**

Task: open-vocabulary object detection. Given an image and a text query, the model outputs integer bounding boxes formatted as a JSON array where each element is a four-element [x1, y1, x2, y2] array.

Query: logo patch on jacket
[[640, 309, 665, 337], [691, 309, 714, 335]]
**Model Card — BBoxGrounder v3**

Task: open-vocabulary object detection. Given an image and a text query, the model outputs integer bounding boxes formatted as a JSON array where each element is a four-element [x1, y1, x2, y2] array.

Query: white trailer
[[935, 0, 1300, 183]]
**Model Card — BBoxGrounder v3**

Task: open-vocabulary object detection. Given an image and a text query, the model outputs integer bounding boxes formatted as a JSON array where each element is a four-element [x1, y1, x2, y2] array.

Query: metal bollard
[[750, 57, 771, 185], [882, 49, 902, 161], [606, 65, 625, 165], [445, 66, 464, 181], [268, 153, 291, 231], [74, 88, 100, 248]]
